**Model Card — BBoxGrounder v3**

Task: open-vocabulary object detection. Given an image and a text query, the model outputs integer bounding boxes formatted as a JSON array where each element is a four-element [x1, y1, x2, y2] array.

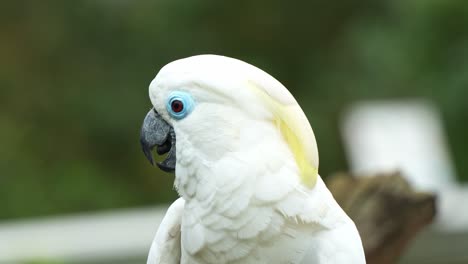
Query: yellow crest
[[248, 80, 319, 188]]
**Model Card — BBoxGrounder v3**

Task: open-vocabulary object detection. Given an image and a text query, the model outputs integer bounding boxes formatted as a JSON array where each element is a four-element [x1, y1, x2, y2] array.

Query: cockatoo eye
[[166, 91, 195, 120], [171, 100, 184, 113]]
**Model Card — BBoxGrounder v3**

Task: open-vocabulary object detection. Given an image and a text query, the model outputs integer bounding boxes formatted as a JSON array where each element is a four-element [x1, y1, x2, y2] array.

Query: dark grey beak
[[140, 108, 176, 172]]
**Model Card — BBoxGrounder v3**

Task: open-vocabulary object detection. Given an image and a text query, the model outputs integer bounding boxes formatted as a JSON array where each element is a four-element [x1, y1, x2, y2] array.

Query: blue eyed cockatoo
[[140, 55, 366, 264]]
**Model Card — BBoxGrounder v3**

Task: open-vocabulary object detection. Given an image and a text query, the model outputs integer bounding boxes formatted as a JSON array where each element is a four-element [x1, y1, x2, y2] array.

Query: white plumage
[[145, 55, 366, 264]]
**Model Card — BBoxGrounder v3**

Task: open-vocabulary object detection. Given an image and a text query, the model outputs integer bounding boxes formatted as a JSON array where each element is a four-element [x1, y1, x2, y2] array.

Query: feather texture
[[147, 198, 184, 264]]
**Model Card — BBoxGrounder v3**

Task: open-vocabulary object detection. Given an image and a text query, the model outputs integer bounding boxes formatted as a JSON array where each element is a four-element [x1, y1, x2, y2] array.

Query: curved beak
[[140, 109, 176, 172]]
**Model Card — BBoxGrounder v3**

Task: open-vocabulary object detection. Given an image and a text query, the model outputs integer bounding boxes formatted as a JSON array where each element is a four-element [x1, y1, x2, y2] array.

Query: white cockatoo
[[140, 55, 366, 264]]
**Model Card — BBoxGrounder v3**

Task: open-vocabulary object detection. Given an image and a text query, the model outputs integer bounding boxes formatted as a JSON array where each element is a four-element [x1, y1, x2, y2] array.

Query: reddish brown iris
[[171, 100, 184, 113]]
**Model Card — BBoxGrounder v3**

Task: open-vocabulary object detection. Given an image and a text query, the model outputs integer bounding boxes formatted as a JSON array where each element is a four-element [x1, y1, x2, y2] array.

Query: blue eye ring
[[166, 91, 195, 120]]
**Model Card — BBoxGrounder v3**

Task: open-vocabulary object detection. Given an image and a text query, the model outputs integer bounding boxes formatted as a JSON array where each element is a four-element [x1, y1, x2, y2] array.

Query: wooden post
[[326, 172, 436, 264]]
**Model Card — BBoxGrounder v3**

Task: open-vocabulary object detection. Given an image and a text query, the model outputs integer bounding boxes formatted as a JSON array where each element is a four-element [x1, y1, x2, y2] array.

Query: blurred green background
[[1, 0, 467, 221]]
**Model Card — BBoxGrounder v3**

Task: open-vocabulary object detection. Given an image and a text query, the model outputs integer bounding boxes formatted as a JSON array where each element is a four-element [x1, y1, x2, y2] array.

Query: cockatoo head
[[140, 55, 319, 188]]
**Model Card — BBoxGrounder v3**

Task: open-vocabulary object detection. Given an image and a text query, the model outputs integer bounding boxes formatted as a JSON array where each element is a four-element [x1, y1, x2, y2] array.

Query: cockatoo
[[140, 55, 366, 264]]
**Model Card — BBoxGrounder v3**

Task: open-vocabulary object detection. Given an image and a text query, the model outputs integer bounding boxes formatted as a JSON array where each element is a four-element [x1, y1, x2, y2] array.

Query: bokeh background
[[1, 0, 467, 263]]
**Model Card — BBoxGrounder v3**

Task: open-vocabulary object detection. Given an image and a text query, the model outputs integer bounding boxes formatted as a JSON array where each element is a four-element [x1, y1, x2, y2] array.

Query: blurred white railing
[[0, 206, 167, 263]]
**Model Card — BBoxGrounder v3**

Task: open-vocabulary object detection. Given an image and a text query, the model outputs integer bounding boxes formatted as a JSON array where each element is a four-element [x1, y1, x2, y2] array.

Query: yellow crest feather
[[248, 81, 319, 188]]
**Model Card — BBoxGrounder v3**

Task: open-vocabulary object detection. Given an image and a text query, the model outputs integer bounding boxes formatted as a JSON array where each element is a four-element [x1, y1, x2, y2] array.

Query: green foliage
[[0, 0, 467, 219]]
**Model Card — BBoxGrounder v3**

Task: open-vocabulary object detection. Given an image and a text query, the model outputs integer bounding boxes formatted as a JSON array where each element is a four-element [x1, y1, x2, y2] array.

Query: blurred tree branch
[[327, 172, 436, 264]]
